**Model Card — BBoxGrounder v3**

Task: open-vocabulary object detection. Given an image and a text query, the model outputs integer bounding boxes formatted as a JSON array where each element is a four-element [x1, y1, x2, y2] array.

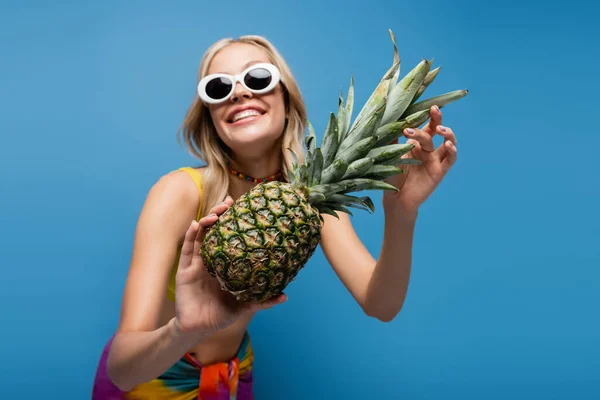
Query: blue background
[[1, 0, 599, 398]]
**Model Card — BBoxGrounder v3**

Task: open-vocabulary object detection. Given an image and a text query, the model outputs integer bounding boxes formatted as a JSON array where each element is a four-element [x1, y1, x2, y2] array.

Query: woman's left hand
[[384, 105, 458, 216]]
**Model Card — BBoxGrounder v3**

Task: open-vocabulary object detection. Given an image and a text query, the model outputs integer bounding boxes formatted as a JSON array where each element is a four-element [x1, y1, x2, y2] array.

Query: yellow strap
[[167, 167, 204, 302], [177, 167, 204, 220]]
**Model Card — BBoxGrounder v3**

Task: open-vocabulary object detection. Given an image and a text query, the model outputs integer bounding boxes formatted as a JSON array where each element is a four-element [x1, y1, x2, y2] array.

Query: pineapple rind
[[201, 181, 321, 302]]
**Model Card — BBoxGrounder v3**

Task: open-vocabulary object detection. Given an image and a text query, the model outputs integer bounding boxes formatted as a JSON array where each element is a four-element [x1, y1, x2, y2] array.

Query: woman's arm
[[107, 317, 212, 391], [319, 106, 458, 322], [319, 208, 417, 322], [106, 171, 209, 391]]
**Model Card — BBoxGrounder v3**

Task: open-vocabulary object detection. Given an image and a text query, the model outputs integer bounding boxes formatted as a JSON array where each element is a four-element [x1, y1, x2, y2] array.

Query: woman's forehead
[[208, 43, 271, 75]]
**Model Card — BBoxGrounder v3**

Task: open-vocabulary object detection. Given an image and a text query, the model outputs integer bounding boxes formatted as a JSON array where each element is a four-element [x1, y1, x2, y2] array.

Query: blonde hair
[[177, 35, 307, 219]]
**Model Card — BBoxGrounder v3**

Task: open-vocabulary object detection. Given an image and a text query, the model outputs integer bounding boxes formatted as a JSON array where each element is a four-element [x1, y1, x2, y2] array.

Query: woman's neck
[[229, 156, 281, 180], [227, 148, 283, 199]]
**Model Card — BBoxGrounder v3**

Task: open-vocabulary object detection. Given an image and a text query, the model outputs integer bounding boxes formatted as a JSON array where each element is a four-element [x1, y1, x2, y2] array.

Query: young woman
[[92, 34, 458, 399]]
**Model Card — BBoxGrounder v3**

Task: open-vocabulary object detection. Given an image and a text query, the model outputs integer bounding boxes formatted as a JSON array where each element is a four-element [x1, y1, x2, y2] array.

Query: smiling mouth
[[228, 109, 265, 124]]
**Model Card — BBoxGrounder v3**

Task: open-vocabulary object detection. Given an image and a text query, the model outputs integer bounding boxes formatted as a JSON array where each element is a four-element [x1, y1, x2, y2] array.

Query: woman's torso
[[158, 300, 255, 366], [160, 166, 256, 366]]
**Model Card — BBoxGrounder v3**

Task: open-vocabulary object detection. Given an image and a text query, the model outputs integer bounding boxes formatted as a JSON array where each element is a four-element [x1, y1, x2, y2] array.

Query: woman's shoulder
[[142, 166, 207, 215], [170, 166, 206, 192], [157, 165, 206, 190]]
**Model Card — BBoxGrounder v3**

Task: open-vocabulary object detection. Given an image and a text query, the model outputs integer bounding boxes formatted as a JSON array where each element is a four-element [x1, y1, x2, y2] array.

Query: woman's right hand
[[173, 196, 287, 338]]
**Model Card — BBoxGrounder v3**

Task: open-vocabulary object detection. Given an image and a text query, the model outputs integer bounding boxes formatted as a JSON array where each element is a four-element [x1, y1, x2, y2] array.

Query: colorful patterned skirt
[[92, 333, 254, 399]]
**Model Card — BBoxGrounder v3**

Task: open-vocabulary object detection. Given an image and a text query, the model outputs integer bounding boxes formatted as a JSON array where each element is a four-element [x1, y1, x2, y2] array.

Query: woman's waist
[[188, 318, 254, 366], [159, 306, 255, 366]]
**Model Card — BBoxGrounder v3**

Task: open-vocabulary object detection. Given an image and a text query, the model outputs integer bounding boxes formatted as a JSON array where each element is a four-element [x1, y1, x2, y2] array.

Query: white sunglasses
[[197, 63, 281, 104]]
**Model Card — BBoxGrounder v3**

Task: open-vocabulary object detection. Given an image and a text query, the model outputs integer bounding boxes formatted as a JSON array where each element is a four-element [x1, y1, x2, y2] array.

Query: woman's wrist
[[169, 317, 213, 348], [382, 197, 419, 225]]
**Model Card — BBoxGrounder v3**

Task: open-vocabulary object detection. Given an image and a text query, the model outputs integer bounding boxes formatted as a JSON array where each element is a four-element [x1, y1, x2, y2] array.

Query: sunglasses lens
[[244, 67, 272, 91], [205, 77, 233, 100]]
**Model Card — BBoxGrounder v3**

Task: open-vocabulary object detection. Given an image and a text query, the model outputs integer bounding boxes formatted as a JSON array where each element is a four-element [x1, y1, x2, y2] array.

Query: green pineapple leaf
[[386, 29, 401, 95], [317, 205, 340, 219], [306, 149, 314, 186], [322, 201, 354, 216], [403, 89, 469, 117], [308, 191, 327, 204], [337, 102, 386, 154], [365, 143, 414, 165], [287, 147, 300, 185], [305, 120, 317, 153], [337, 91, 347, 139], [320, 159, 349, 185], [299, 163, 308, 186], [311, 178, 399, 197], [380, 58, 431, 126], [344, 75, 354, 138], [345, 55, 398, 140], [320, 112, 340, 167], [412, 65, 440, 104], [336, 136, 377, 169], [374, 109, 430, 147], [310, 148, 323, 186], [362, 165, 406, 180], [329, 194, 376, 213], [341, 157, 374, 180]]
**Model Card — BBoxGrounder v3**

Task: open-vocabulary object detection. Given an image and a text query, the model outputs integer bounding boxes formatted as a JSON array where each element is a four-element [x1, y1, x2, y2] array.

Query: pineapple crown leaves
[[288, 29, 468, 219]]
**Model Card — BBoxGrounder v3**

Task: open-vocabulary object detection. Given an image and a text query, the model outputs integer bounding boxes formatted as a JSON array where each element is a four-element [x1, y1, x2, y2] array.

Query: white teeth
[[231, 109, 261, 122]]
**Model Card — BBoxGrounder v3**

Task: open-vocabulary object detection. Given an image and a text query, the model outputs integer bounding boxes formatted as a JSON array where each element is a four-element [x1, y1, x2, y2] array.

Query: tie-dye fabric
[[92, 333, 254, 399]]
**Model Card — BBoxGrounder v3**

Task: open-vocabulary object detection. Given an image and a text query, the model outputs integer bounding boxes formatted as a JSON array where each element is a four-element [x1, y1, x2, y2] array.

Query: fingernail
[[209, 213, 217, 217], [406, 128, 414, 135], [434, 105, 440, 112], [439, 126, 447, 132]]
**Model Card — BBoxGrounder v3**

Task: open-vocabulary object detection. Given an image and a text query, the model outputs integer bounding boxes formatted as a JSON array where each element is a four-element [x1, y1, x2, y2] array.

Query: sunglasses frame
[[197, 63, 281, 104]]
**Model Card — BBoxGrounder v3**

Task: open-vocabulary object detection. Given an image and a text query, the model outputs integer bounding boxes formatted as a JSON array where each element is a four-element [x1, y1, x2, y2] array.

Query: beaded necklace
[[228, 166, 283, 183]]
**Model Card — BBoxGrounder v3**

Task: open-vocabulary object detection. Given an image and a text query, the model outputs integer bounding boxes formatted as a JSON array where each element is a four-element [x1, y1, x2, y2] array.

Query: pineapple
[[201, 30, 468, 303]]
